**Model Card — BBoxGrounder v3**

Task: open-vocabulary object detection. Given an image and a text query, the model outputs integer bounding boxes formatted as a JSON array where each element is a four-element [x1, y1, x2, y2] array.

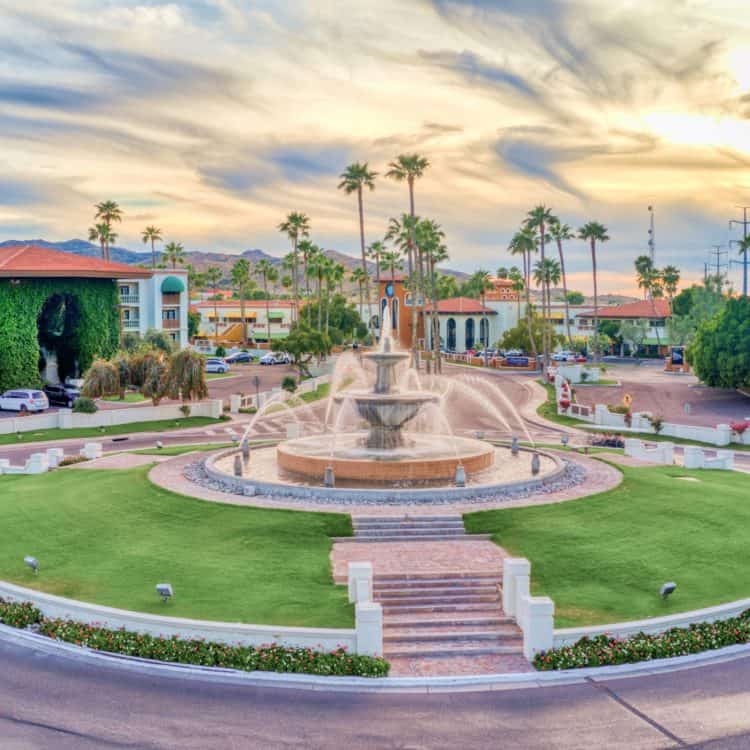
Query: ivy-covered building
[[0, 244, 186, 392]]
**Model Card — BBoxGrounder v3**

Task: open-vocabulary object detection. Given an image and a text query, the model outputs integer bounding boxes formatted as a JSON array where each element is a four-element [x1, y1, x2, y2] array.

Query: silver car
[[0, 389, 49, 412]]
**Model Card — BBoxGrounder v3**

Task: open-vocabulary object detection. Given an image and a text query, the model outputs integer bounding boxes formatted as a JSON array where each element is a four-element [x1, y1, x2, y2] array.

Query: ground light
[[660, 582, 677, 599], [156, 583, 173, 602], [23, 556, 38, 574]]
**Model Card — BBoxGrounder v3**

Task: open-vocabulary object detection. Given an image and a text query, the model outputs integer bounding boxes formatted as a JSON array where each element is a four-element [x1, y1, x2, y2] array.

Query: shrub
[[82, 359, 119, 398], [282, 376, 297, 393], [72, 396, 98, 414], [590, 433, 624, 448], [730, 421, 750, 435], [219, 413, 232, 421], [169, 349, 208, 402], [649, 415, 665, 434], [179, 404, 191, 418], [607, 404, 629, 415], [238, 406, 257, 415], [58, 456, 90, 467], [579, 370, 590, 382], [535, 609, 750, 671], [0, 599, 42, 629], [215, 345, 227, 358]]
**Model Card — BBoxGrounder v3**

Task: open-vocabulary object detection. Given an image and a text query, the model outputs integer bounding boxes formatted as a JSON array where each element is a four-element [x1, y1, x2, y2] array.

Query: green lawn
[[536, 381, 589, 428], [0, 466, 353, 627], [102, 393, 147, 404], [299, 382, 331, 403], [206, 372, 235, 380], [0, 417, 223, 446], [465, 463, 750, 628], [132, 442, 235, 456]]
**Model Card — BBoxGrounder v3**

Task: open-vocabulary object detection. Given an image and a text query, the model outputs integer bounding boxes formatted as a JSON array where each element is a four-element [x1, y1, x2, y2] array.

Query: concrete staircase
[[374, 573, 523, 659], [342, 515, 492, 543]]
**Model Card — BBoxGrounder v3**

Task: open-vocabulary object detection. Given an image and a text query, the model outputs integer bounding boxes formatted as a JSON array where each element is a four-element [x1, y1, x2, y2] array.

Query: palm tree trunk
[[357, 187, 372, 342], [557, 239, 573, 348], [264, 278, 271, 345], [100, 239, 105, 260], [591, 240, 599, 362], [325, 283, 330, 335], [524, 251, 538, 362], [213, 300, 219, 347], [240, 292, 247, 346], [151, 239, 156, 269], [407, 179, 418, 366], [317, 274, 323, 331], [292, 238, 299, 325]]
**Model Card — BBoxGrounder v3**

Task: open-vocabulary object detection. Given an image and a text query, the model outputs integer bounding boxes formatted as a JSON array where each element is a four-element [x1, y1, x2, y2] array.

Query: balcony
[[120, 295, 140, 305], [163, 318, 180, 329], [123, 318, 141, 330]]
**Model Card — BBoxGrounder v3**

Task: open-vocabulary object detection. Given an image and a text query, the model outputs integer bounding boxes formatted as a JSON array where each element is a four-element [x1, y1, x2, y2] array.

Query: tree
[[94, 200, 123, 261], [169, 349, 208, 401], [297, 238, 315, 298], [204, 266, 224, 346], [691, 297, 750, 388], [380, 248, 403, 283], [415, 219, 447, 371], [231, 258, 254, 346], [280, 323, 332, 378], [548, 219, 575, 347], [88, 223, 114, 261], [578, 221, 610, 361], [525, 205, 554, 367], [508, 266, 525, 321], [634, 255, 654, 299], [470, 269, 493, 364], [141, 226, 163, 269], [618, 319, 649, 360], [81, 359, 119, 398], [141, 352, 171, 405], [499, 315, 563, 355], [533, 257, 561, 349], [436, 272, 459, 299], [254, 259, 279, 344], [188, 309, 201, 340], [144, 328, 175, 353], [367, 240, 384, 289], [565, 290, 585, 305], [306, 247, 327, 331], [163, 241, 185, 269], [661, 265, 681, 300], [385, 153, 430, 363], [278, 212, 310, 321], [496, 266, 509, 279], [507, 226, 538, 361], [350, 267, 368, 326], [339, 162, 377, 336]]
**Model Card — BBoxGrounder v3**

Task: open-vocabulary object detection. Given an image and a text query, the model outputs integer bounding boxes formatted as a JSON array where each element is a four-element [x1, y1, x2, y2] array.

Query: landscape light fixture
[[531, 453, 541, 476], [561, 435, 570, 448], [155, 441, 163, 450], [156, 583, 173, 602], [511, 436, 520, 456], [24, 556, 39, 574], [660, 582, 677, 599]]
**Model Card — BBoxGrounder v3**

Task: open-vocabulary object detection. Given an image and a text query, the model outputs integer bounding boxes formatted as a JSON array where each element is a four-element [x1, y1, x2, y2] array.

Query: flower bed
[[534, 609, 750, 670], [0, 599, 389, 678]]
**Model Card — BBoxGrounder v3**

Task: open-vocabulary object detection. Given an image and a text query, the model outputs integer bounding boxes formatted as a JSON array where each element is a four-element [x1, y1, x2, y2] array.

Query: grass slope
[[0, 417, 222, 446], [0, 466, 353, 627], [465, 463, 750, 628]]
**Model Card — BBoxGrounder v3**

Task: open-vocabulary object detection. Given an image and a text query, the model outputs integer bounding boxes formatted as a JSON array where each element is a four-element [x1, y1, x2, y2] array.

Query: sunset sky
[[2, 0, 750, 294]]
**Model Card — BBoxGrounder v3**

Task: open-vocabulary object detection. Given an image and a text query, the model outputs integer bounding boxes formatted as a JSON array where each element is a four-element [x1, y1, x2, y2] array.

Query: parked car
[[574, 353, 588, 363], [205, 358, 230, 374], [259, 352, 291, 365], [0, 389, 49, 412], [43, 383, 81, 408], [475, 349, 498, 359], [552, 350, 576, 362], [224, 351, 255, 364], [505, 349, 524, 358]]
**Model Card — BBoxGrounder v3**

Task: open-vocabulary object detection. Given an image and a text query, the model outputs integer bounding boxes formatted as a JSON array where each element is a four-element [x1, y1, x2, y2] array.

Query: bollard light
[[511, 436, 519, 456], [24, 556, 39, 574], [454, 464, 466, 487], [324, 465, 335, 488], [156, 441, 163, 450], [660, 582, 677, 599], [531, 453, 541, 475], [156, 583, 173, 602], [561, 435, 569, 448]]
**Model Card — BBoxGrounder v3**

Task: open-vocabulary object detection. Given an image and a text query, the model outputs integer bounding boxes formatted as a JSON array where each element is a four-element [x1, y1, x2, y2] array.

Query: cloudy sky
[[2, 0, 750, 294]]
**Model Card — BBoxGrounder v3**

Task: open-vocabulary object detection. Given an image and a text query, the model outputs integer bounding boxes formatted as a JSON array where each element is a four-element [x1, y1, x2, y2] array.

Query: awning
[[161, 276, 186, 293]]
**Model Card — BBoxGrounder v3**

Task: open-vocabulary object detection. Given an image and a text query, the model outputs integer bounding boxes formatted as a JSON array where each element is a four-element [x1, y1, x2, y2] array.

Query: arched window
[[447, 318, 456, 350], [480, 317, 489, 347], [391, 298, 399, 330], [465, 318, 475, 350]]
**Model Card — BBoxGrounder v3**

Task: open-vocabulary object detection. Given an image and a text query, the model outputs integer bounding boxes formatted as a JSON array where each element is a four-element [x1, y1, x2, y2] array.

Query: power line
[[707, 244, 728, 280], [728, 205, 750, 297]]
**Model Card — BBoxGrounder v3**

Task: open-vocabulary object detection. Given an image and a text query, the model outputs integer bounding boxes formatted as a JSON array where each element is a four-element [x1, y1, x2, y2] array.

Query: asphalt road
[[2, 635, 750, 749]]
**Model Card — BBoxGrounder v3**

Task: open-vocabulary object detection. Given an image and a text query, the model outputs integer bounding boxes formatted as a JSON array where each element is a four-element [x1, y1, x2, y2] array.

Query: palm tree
[[163, 241, 185, 269], [526, 205, 554, 367], [253, 259, 279, 345], [496, 266, 509, 279], [386, 153, 430, 362], [278, 212, 310, 322], [635, 255, 655, 299], [367, 240, 385, 289], [578, 221, 610, 362], [322, 257, 336, 335], [339, 162, 377, 336], [548, 219, 575, 347], [507, 227, 539, 360], [508, 266, 525, 321], [94, 201, 123, 261], [141, 226, 163, 269], [331, 261, 346, 298], [425, 240, 448, 372], [231, 258, 254, 346], [471, 269, 493, 364], [88, 223, 111, 260], [533, 257, 562, 329], [297, 238, 315, 298], [306, 248, 327, 331], [661, 265, 681, 301], [205, 266, 223, 346], [350, 267, 368, 327]]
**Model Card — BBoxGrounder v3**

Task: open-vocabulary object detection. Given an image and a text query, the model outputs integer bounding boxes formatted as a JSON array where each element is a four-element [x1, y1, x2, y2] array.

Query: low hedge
[[0, 599, 389, 678], [535, 609, 750, 670]]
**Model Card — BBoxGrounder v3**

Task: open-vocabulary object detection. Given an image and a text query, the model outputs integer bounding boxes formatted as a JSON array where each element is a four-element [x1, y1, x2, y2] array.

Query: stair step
[[374, 581, 500, 591], [354, 523, 466, 531], [382, 601, 502, 613], [384, 628, 520, 642], [374, 586, 499, 598], [355, 529, 466, 537], [384, 642, 524, 658], [353, 516, 462, 523], [378, 595, 499, 607], [334, 534, 492, 543], [384, 615, 513, 628], [374, 572, 502, 582]]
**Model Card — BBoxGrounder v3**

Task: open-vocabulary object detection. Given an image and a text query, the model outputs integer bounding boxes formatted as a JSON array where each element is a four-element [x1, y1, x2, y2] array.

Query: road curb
[[3, 623, 750, 694]]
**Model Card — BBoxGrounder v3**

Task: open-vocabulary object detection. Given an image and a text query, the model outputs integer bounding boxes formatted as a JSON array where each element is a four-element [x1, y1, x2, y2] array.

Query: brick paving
[[68, 453, 170, 470], [387, 653, 533, 676]]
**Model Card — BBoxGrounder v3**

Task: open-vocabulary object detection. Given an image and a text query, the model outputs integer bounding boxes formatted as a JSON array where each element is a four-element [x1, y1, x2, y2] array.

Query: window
[[392, 298, 399, 330], [119, 285, 129, 296], [447, 318, 456, 350], [480, 317, 489, 347], [170, 333, 178, 342], [162, 309, 178, 320], [465, 318, 475, 350]]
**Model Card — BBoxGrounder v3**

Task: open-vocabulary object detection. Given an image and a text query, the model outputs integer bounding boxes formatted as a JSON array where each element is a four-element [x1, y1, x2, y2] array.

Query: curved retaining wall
[[203, 447, 568, 504], [0, 580, 357, 651]]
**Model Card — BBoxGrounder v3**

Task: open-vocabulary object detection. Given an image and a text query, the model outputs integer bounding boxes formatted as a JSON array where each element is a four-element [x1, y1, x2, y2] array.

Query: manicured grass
[[0, 417, 223, 446], [102, 393, 146, 403], [464, 463, 750, 628], [299, 382, 331, 403], [577, 379, 619, 386], [0, 466, 353, 627], [132, 442, 235, 456], [536, 381, 589, 428], [206, 372, 236, 380]]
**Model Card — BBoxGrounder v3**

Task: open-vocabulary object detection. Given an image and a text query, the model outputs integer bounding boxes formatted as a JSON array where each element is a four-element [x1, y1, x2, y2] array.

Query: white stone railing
[[229, 374, 329, 414], [0, 570, 383, 656], [0, 399, 224, 437], [624, 438, 674, 465]]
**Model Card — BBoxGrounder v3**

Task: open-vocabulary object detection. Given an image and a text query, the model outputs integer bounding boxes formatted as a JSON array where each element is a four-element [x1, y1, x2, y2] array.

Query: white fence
[[0, 569, 383, 656], [0, 400, 224, 437], [229, 374, 329, 414]]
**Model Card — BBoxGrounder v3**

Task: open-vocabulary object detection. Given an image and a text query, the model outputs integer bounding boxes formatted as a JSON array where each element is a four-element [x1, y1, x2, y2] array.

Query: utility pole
[[647, 205, 655, 265], [728, 206, 750, 297], [708, 245, 728, 285]]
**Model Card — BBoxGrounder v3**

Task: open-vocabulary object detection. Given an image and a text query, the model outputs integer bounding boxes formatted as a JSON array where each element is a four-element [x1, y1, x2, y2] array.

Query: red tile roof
[[194, 299, 296, 309], [0, 244, 151, 279], [579, 299, 671, 319], [433, 297, 497, 314]]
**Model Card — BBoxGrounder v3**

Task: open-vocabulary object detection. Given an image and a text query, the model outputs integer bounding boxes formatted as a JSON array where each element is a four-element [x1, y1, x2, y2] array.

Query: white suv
[[0, 389, 49, 412]]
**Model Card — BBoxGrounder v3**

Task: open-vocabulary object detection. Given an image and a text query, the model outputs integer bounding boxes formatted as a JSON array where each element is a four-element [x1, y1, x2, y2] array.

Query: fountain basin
[[277, 433, 494, 481]]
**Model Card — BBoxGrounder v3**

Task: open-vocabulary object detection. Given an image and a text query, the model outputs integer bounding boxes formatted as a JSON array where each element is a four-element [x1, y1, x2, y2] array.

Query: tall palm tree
[[350, 267, 368, 327], [231, 258, 254, 346], [508, 266, 525, 322], [163, 241, 185, 269], [548, 219, 575, 347], [472, 269, 493, 365], [507, 227, 538, 360], [88, 224, 110, 260], [331, 261, 346, 298], [297, 238, 315, 299], [339, 162, 377, 333], [578, 221, 610, 361], [306, 248, 327, 331], [94, 200, 123, 261], [205, 266, 224, 347], [322, 257, 336, 335], [141, 226, 163, 269], [526, 205, 554, 367], [425, 240, 448, 372], [367, 240, 385, 289], [277, 212, 310, 323], [634, 255, 655, 299], [661, 265, 681, 301], [533, 257, 562, 329], [254, 259, 279, 345], [385, 153, 430, 362]]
